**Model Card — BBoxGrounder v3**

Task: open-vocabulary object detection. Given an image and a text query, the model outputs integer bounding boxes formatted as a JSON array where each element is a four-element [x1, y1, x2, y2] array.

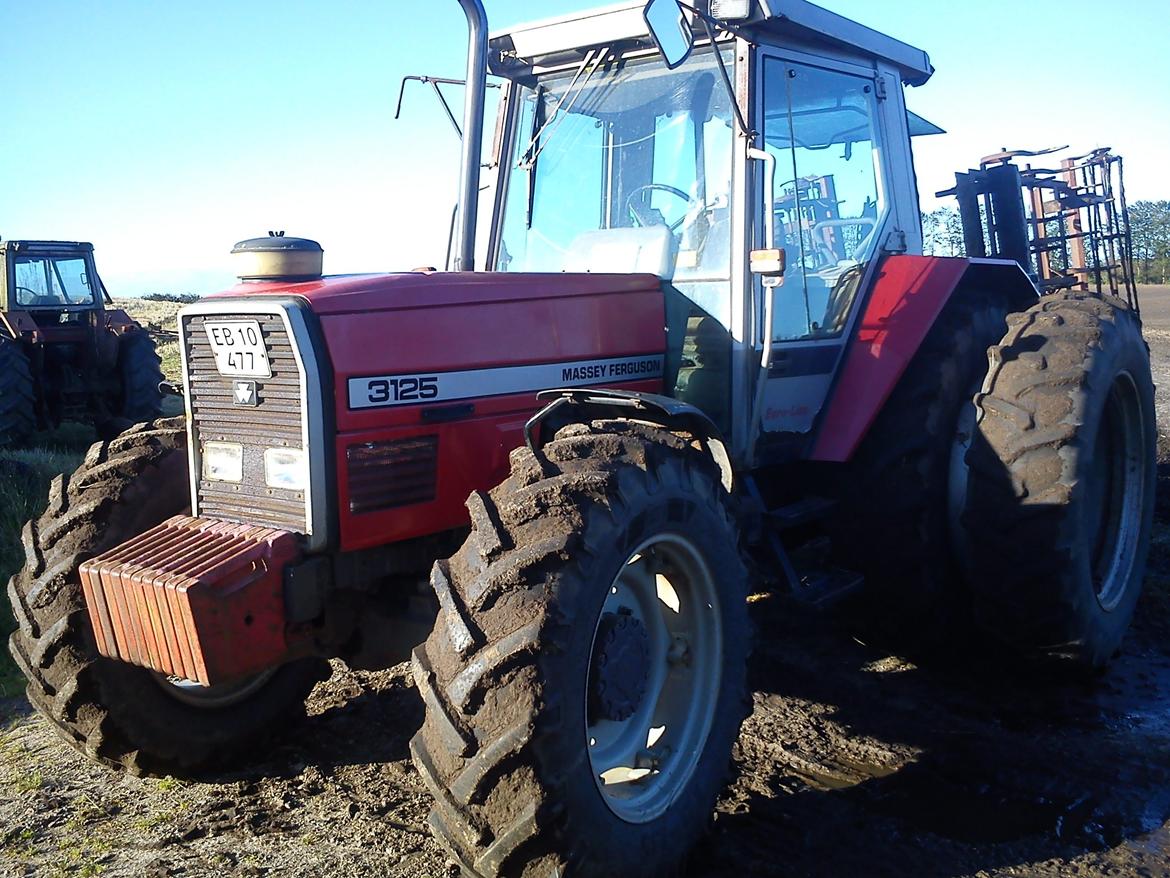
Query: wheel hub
[[589, 612, 650, 722]]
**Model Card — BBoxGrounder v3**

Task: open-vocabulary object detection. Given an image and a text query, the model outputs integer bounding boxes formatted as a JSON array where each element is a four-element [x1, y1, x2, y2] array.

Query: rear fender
[[525, 388, 733, 492], [0, 310, 40, 343], [105, 308, 142, 336], [811, 255, 1037, 463]]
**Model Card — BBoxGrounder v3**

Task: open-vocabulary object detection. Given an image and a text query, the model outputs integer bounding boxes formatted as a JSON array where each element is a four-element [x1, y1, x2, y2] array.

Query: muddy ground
[[3, 289, 1170, 878]]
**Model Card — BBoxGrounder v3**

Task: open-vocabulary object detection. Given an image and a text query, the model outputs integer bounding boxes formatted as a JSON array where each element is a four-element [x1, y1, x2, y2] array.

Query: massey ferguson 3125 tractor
[[0, 240, 164, 444], [7, 1, 1155, 875]]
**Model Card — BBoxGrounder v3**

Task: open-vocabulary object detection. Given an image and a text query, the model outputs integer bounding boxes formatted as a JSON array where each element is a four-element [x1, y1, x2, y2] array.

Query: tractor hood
[[207, 270, 664, 315], [188, 268, 669, 554]]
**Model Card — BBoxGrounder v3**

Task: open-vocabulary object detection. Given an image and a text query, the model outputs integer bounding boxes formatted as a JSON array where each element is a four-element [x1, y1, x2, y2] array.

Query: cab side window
[[762, 61, 887, 341]]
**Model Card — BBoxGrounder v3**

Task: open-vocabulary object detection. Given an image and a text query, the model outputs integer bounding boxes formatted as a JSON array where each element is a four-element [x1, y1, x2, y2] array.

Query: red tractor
[[7, 1, 1155, 876], [0, 240, 164, 444]]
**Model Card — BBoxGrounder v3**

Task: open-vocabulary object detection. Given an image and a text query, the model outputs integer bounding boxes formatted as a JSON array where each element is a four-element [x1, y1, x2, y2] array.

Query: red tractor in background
[[7, 1, 1155, 876], [0, 240, 164, 444]]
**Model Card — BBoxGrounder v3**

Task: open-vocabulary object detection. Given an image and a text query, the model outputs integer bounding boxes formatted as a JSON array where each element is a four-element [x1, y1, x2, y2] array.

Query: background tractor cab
[[0, 239, 164, 443], [1, 240, 105, 314], [478, 0, 956, 462]]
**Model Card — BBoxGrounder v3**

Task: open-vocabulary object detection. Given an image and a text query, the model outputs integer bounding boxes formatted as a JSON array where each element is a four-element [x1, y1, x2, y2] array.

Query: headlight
[[264, 447, 308, 491], [202, 442, 243, 483]]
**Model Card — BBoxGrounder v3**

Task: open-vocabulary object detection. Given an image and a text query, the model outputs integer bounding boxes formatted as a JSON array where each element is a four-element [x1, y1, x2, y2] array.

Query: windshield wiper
[[519, 48, 610, 227], [524, 85, 547, 229]]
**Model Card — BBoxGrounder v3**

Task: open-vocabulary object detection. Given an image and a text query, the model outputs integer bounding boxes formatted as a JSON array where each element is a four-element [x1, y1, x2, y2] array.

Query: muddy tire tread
[[963, 291, 1156, 666], [412, 421, 750, 877], [7, 417, 326, 774]]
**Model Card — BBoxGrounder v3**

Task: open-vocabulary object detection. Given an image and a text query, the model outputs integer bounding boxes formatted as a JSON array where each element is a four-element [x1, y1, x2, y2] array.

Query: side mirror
[[643, 0, 694, 69]]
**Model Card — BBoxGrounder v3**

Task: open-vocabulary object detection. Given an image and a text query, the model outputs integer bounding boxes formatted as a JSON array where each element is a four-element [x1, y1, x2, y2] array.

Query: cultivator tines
[[938, 147, 1139, 311]]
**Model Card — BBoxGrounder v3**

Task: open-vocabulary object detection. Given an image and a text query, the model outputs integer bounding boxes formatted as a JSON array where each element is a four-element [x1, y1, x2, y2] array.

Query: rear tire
[[829, 298, 1011, 632], [962, 292, 1156, 668], [0, 333, 35, 446], [411, 421, 750, 877], [118, 331, 165, 423], [6, 417, 329, 775]]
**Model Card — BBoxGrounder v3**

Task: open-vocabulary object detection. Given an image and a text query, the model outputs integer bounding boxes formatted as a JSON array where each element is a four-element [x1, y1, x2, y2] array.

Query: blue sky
[[4, 0, 1167, 296]]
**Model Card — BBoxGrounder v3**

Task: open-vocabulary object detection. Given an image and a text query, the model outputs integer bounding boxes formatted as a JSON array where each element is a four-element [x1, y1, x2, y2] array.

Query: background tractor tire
[[6, 417, 329, 775], [828, 297, 1012, 634], [0, 333, 36, 446], [118, 331, 165, 423], [411, 421, 751, 878], [962, 291, 1156, 668]]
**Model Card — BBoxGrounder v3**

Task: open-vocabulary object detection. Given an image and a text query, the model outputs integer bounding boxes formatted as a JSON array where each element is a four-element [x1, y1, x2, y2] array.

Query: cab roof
[[491, 0, 933, 86], [1, 240, 94, 255]]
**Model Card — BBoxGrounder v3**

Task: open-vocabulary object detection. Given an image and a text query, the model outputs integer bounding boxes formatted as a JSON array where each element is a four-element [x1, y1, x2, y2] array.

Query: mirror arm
[[698, 15, 753, 140]]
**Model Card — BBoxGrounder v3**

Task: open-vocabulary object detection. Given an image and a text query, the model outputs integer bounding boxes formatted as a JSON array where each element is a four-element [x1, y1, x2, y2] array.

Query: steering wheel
[[626, 184, 698, 233], [810, 217, 878, 264], [14, 286, 45, 306]]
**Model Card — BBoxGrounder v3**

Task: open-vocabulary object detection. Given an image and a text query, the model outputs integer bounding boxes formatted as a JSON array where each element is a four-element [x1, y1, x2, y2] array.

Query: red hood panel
[[208, 271, 664, 314]]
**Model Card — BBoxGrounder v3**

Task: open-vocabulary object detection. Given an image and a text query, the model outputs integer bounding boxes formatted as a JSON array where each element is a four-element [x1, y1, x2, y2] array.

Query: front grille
[[347, 436, 438, 513], [183, 312, 308, 534]]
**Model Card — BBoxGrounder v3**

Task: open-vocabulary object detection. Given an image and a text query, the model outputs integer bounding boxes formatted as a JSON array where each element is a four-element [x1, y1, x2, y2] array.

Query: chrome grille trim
[[178, 299, 330, 550]]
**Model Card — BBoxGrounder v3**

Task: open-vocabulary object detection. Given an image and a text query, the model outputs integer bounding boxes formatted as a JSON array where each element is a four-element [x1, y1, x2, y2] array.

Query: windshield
[[497, 47, 735, 295], [12, 255, 97, 307]]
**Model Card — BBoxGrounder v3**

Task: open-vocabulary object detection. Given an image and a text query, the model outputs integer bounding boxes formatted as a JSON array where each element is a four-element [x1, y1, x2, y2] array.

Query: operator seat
[[563, 226, 676, 278], [675, 315, 730, 428]]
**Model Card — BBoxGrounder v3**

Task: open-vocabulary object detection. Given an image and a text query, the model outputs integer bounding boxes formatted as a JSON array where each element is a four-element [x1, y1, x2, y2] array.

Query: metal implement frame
[[939, 148, 1138, 311]]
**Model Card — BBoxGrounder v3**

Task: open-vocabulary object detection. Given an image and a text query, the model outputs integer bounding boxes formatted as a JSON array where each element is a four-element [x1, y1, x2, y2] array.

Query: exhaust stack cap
[[231, 232, 323, 281]]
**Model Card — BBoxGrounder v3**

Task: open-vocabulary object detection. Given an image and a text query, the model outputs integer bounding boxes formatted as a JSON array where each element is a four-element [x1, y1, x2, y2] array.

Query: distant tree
[[142, 292, 201, 304], [921, 207, 965, 257], [1129, 200, 1170, 285]]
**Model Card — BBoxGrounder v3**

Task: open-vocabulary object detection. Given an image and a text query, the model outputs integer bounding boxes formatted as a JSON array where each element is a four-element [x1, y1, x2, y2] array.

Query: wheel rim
[[152, 668, 276, 709], [586, 533, 723, 824], [1086, 371, 1146, 611]]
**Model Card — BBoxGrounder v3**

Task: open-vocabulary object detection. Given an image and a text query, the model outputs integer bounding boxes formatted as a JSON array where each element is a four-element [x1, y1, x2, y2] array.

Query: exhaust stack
[[454, 0, 488, 272]]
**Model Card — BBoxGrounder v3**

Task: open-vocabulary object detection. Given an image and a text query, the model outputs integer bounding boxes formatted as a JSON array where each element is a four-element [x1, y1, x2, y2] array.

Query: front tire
[[6, 417, 329, 775], [962, 292, 1156, 667], [411, 421, 750, 877], [118, 331, 165, 423], [0, 333, 35, 446]]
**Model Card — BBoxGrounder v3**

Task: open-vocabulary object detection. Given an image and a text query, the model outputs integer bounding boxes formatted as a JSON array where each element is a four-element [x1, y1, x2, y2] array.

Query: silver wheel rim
[[586, 533, 723, 824], [152, 668, 277, 709], [1088, 371, 1146, 611]]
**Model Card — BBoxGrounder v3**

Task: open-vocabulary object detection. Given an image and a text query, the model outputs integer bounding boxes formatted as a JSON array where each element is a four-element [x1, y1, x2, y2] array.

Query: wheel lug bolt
[[636, 747, 670, 770]]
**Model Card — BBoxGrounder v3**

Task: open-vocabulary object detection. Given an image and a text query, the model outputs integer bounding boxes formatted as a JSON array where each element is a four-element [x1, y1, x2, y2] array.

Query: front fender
[[525, 388, 733, 492]]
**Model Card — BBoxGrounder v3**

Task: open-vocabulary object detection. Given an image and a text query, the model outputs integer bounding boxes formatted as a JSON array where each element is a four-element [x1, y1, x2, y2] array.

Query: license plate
[[203, 320, 272, 378]]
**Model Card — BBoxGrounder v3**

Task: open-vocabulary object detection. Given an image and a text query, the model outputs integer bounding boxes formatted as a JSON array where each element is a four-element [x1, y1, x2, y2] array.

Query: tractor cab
[[0, 239, 162, 444], [483, 0, 939, 460], [0, 240, 106, 327]]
